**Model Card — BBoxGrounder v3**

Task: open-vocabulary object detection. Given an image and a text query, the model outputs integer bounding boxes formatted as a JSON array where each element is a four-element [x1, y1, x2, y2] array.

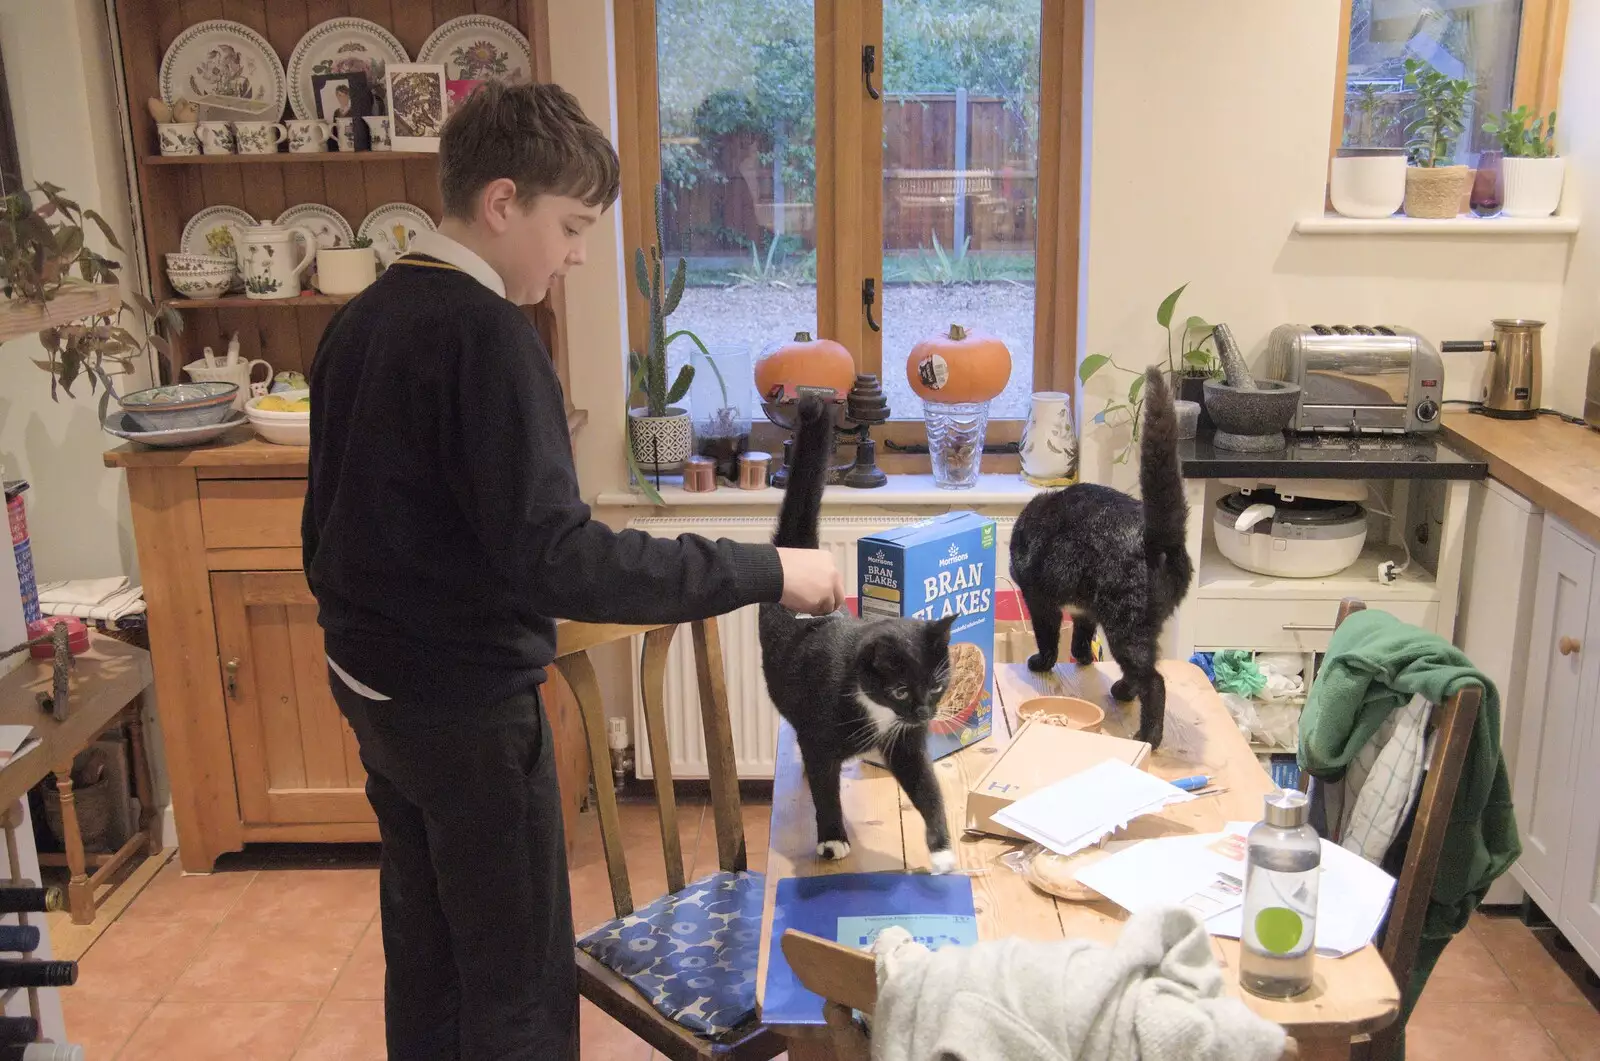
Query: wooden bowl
[[1016, 696, 1105, 732]]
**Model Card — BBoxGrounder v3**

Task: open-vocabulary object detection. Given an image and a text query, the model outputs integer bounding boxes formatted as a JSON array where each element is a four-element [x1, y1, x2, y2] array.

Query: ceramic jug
[[225, 221, 318, 300], [1019, 391, 1078, 486]]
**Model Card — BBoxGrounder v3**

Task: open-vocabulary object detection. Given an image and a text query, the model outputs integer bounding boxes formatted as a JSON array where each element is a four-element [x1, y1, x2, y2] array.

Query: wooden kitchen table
[[757, 661, 1401, 1061]]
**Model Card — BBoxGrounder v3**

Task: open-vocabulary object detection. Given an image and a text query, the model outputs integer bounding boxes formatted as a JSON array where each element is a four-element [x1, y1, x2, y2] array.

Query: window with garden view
[[643, 0, 1047, 424], [1337, 0, 1524, 163]]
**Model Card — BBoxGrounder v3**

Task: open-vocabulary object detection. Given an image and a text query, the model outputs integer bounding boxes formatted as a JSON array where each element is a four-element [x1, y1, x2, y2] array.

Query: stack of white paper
[[990, 759, 1195, 856], [1205, 821, 1397, 957], [1074, 829, 1251, 921]]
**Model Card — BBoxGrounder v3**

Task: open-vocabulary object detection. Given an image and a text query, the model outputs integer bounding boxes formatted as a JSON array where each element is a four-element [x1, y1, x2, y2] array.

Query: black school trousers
[[332, 672, 578, 1061]]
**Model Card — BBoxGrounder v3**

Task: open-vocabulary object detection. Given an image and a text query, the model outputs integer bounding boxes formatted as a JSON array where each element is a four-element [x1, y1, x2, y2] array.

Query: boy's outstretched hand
[[777, 548, 847, 615]]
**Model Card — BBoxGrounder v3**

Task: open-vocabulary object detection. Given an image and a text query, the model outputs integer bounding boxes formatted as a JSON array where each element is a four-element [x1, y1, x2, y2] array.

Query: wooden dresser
[[105, 438, 591, 872]]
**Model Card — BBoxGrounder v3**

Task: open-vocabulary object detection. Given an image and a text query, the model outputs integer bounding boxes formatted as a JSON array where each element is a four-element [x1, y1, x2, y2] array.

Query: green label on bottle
[[1254, 907, 1305, 955]]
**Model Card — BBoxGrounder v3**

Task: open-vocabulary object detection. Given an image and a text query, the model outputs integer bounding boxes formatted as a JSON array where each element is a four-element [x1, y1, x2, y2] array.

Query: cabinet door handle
[[1560, 636, 1581, 657], [224, 658, 240, 698], [1282, 622, 1335, 632]]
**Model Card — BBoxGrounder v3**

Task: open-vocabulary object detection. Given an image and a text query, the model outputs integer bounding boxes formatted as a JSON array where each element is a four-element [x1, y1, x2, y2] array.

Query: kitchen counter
[[1442, 411, 1600, 542], [1180, 431, 1487, 480]]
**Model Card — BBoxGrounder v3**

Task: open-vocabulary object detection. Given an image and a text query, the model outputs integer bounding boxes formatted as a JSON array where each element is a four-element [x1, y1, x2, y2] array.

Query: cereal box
[[858, 512, 996, 761]]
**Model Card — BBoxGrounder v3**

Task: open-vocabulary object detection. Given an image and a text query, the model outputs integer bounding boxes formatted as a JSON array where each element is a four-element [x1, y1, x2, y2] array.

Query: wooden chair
[[778, 929, 1305, 1061], [552, 617, 785, 1061], [1318, 599, 1484, 1061]]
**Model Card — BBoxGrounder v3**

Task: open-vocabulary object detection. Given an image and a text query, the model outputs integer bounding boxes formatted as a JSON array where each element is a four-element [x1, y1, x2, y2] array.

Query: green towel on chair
[[1298, 609, 1521, 1027]]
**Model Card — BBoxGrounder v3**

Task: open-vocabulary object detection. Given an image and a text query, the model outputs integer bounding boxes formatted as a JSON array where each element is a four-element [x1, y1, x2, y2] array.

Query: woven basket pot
[[1404, 165, 1472, 219]]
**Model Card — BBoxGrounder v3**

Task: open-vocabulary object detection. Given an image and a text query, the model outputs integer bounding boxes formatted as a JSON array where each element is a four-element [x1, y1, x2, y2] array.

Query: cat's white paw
[[817, 840, 852, 861], [929, 848, 958, 875]]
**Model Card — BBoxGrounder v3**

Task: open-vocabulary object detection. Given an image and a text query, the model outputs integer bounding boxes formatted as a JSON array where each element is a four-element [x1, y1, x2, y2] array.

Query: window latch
[[862, 45, 881, 101], [863, 278, 881, 332]]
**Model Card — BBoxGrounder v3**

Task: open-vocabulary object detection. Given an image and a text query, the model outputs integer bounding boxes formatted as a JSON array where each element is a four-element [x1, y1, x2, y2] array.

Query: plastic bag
[[999, 842, 1116, 901], [1220, 692, 1261, 743]]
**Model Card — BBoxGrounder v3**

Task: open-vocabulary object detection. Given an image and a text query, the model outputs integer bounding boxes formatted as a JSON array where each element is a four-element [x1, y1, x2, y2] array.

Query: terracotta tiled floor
[[58, 792, 1600, 1059], [60, 794, 773, 1060]]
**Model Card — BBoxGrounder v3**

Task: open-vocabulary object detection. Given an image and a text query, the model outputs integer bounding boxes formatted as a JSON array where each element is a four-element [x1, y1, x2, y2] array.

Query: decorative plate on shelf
[[159, 20, 287, 122], [276, 204, 354, 251], [181, 205, 257, 290], [286, 18, 410, 120], [358, 202, 437, 270], [418, 15, 533, 84]]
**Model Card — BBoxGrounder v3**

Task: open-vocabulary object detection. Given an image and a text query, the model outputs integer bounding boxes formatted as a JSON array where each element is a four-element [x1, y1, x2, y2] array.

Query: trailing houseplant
[[0, 180, 121, 303], [1331, 83, 1407, 219], [1402, 59, 1475, 219], [1484, 106, 1563, 217], [627, 183, 707, 487]]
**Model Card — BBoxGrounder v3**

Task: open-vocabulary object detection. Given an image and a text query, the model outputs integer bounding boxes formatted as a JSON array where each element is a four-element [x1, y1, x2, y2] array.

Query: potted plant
[[1402, 58, 1474, 219], [316, 234, 378, 295], [0, 181, 121, 303], [1331, 83, 1406, 219], [689, 346, 751, 481], [627, 184, 696, 476], [1484, 106, 1562, 217]]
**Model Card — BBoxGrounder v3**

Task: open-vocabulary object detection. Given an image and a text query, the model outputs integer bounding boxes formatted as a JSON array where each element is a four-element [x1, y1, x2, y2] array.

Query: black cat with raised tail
[[1009, 367, 1191, 749], [758, 396, 959, 871]]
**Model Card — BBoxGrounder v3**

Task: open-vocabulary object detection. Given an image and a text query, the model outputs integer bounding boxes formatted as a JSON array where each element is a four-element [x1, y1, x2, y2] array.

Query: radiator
[[629, 515, 1016, 780]]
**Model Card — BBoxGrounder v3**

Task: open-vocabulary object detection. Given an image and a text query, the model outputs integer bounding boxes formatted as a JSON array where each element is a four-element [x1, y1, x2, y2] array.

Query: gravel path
[[667, 282, 1037, 421]]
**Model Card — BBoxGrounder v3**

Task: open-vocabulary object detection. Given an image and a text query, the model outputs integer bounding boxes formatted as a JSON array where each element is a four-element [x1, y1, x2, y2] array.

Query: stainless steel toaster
[[1265, 323, 1445, 434]]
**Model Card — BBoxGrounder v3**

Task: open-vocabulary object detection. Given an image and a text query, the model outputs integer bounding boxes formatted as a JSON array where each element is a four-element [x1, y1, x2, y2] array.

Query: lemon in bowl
[[246, 388, 311, 446]]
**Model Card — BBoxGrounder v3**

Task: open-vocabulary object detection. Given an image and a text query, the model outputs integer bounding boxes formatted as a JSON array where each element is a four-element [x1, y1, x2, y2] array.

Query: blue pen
[[1170, 774, 1211, 792]]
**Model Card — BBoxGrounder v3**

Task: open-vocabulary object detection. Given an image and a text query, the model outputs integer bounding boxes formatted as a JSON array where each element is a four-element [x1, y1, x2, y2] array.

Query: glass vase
[[925, 400, 989, 489], [691, 346, 753, 480], [1471, 149, 1504, 217]]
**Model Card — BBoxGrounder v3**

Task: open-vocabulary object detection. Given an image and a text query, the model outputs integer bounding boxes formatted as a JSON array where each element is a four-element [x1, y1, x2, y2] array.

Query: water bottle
[[1240, 789, 1320, 998]]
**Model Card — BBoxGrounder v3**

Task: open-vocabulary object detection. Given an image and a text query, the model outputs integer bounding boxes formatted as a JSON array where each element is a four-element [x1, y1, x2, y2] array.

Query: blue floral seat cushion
[[577, 870, 765, 1038]]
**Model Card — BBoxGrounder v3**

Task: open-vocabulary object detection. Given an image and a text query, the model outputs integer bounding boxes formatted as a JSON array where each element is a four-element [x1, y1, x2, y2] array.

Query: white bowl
[[245, 389, 310, 446], [165, 252, 235, 272], [167, 271, 232, 299]]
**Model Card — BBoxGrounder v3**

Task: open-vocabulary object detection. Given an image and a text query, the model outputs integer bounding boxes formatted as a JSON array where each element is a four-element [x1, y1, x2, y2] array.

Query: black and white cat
[[1009, 367, 1190, 749], [758, 396, 958, 872]]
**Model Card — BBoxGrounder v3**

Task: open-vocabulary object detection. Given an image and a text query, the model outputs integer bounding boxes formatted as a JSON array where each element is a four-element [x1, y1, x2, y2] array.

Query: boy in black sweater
[[302, 82, 843, 1061]]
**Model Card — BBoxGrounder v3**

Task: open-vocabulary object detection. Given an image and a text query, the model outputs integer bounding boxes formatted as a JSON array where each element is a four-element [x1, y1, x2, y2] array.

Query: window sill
[[595, 473, 1046, 508], [1294, 214, 1579, 236]]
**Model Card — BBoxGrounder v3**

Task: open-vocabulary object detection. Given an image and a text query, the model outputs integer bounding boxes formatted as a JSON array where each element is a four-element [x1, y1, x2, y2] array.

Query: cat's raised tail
[[773, 394, 832, 549], [1138, 367, 1187, 559]]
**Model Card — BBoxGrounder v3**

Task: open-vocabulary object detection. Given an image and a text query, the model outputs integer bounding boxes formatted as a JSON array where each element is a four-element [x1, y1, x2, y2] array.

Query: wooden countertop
[[1442, 411, 1600, 542], [104, 408, 590, 470]]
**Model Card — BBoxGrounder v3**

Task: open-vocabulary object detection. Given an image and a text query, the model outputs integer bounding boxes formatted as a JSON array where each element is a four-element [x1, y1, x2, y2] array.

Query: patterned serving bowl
[[165, 252, 237, 299], [119, 381, 239, 432]]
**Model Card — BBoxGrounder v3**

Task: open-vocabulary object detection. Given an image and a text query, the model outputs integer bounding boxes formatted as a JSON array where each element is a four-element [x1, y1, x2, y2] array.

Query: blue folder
[[762, 872, 978, 1026]]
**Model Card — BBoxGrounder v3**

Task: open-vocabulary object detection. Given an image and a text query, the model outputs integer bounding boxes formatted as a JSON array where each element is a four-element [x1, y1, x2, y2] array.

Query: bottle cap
[[1262, 788, 1310, 828]]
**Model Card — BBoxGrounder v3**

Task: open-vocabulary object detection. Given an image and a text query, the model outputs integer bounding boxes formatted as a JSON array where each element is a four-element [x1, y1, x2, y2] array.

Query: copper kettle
[[1442, 319, 1543, 420]]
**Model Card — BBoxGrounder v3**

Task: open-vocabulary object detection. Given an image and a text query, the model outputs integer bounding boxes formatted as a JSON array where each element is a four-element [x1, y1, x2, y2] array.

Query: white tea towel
[[37, 577, 129, 606], [1340, 693, 1432, 864], [38, 579, 145, 622]]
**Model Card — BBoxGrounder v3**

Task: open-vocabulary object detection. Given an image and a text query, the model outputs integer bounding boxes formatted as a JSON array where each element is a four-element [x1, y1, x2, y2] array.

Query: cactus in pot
[[627, 184, 700, 479]]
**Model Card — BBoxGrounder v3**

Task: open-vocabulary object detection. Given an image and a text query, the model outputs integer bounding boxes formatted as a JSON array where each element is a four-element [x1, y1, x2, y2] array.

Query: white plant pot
[[629, 408, 692, 472], [316, 247, 378, 295], [1019, 391, 1077, 486], [1329, 153, 1406, 219], [1501, 156, 1566, 218]]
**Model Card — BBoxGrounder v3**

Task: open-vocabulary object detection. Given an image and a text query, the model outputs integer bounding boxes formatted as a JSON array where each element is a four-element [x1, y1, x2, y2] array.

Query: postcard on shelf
[[385, 63, 448, 152]]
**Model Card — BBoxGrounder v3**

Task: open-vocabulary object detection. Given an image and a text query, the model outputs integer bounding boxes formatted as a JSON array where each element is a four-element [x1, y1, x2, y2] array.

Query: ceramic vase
[[1329, 151, 1406, 219], [1019, 391, 1077, 486], [629, 408, 693, 473], [1501, 156, 1565, 218]]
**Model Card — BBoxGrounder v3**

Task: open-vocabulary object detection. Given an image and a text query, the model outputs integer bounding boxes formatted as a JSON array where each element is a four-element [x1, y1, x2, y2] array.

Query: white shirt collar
[[408, 230, 507, 299]]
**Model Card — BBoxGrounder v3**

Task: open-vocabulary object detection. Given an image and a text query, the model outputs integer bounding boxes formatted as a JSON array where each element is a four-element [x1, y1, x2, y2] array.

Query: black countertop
[[1179, 432, 1488, 480]]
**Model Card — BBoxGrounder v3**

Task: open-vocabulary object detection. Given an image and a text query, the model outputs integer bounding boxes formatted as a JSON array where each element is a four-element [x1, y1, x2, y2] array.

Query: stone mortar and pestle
[[1202, 323, 1301, 452]]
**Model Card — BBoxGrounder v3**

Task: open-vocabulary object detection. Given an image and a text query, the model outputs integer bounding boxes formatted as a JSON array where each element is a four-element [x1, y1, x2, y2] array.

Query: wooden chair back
[[555, 618, 781, 1061], [1327, 599, 1483, 1059]]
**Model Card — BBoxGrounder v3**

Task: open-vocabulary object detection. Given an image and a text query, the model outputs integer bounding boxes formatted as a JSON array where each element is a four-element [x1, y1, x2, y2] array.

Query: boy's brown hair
[[438, 81, 621, 220]]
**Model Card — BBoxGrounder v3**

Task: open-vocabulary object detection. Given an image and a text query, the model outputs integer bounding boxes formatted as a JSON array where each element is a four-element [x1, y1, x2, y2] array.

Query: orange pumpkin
[[907, 324, 1012, 403], [754, 332, 856, 400]]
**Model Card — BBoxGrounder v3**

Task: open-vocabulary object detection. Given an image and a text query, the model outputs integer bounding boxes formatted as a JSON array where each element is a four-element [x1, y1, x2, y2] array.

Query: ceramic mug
[[314, 246, 377, 295], [332, 117, 359, 153], [183, 357, 274, 411], [234, 121, 288, 154], [362, 115, 391, 151], [157, 122, 201, 156], [286, 119, 333, 153], [197, 121, 236, 155]]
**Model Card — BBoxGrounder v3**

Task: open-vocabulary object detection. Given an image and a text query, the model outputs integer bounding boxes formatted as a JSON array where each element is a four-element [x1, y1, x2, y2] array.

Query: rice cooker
[[1213, 488, 1368, 578]]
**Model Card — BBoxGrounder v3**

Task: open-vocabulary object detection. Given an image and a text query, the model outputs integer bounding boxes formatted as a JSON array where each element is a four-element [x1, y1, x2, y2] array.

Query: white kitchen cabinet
[[1510, 518, 1598, 914], [1454, 478, 1543, 905], [1557, 578, 1600, 971]]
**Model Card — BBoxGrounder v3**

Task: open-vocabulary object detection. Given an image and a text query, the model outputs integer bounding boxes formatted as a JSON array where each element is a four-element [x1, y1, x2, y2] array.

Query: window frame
[[1326, 0, 1570, 174], [614, 0, 1084, 469]]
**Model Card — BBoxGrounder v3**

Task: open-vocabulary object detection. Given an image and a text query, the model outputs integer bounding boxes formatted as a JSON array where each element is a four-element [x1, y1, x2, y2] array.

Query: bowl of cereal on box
[[929, 641, 989, 735], [246, 388, 310, 446]]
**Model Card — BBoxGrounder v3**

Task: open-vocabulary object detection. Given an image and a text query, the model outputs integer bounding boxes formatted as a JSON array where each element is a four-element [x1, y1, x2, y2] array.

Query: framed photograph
[[446, 79, 486, 115], [312, 70, 374, 122], [385, 63, 448, 151]]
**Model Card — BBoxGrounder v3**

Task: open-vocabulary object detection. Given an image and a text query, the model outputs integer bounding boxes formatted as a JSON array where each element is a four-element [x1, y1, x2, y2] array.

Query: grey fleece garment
[[869, 906, 1285, 1061]]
